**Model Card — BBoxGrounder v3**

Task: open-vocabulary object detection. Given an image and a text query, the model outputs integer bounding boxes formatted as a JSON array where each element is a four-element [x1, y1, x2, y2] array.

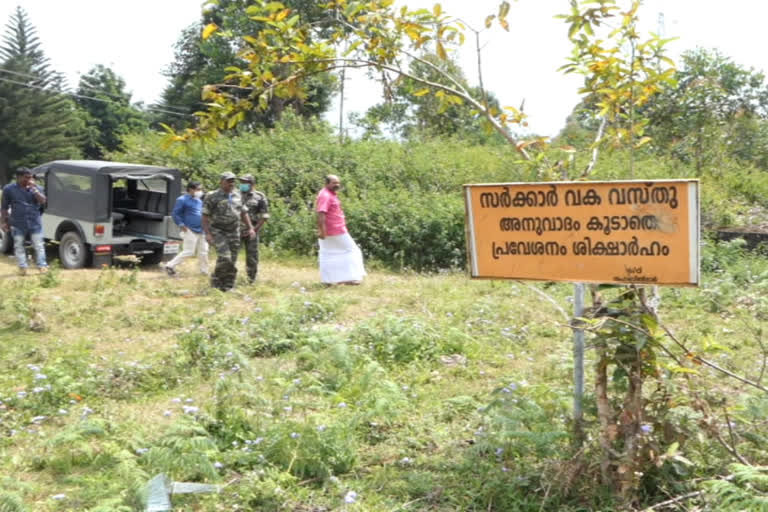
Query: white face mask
[[193, 191, 203, 199]]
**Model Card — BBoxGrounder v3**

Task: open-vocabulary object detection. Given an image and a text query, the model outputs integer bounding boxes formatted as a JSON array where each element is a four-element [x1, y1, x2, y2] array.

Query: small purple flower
[[317, 425, 327, 432], [640, 424, 653, 434], [290, 432, 300, 439], [338, 402, 347, 408], [344, 490, 358, 504], [213, 461, 224, 469]]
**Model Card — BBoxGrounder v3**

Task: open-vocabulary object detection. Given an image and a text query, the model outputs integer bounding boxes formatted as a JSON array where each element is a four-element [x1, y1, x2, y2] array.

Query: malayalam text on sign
[[464, 180, 700, 286]]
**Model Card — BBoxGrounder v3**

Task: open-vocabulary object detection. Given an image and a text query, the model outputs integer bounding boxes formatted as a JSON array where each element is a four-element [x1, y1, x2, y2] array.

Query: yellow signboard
[[464, 180, 700, 286]]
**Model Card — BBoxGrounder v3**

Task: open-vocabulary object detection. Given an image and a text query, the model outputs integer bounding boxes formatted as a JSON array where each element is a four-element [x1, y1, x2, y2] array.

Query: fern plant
[[142, 421, 220, 481], [704, 464, 768, 511], [0, 494, 25, 512]]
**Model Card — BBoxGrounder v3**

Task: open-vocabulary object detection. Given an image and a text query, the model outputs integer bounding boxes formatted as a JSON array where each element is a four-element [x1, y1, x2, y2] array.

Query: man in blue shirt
[[164, 181, 209, 276], [1, 167, 48, 275]]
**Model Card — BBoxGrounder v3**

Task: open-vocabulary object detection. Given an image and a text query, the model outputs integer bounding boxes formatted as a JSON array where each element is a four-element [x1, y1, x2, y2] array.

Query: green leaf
[[413, 88, 431, 97], [343, 40, 363, 56], [286, 14, 300, 27], [485, 14, 495, 29], [433, 3, 442, 17], [666, 442, 679, 456]]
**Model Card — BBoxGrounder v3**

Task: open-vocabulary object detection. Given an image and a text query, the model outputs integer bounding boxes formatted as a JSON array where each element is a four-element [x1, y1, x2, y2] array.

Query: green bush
[[113, 118, 768, 270], [349, 315, 467, 366]]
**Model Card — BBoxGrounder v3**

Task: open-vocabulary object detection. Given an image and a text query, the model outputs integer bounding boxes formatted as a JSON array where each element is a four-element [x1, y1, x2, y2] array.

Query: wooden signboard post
[[464, 179, 700, 443], [464, 180, 700, 286]]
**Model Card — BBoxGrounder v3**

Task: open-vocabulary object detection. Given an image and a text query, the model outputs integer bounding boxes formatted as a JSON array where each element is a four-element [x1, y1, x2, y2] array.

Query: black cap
[[15, 167, 32, 176]]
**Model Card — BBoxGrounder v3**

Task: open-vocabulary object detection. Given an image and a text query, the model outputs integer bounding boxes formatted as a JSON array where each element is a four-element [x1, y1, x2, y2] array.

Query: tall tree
[[0, 6, 84, 183], [75, 64, 148, 158], [354, 54, 504, 143], [158, 0, 336, 130], [643, 48, 768, 173]]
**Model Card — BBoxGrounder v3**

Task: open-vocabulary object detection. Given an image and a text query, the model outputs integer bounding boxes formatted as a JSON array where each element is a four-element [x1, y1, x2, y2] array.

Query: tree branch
[[581, 115, 607, 177], [313, 57, 530, 158], [519, 281, 570, 323], [400, 49, 471, 98], [641, 490, 703, 511], [639, 301, 768, 394]]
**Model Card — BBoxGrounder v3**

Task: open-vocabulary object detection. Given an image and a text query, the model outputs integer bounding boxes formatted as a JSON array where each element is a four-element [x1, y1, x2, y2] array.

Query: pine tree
[[0, 6, 84, 184]]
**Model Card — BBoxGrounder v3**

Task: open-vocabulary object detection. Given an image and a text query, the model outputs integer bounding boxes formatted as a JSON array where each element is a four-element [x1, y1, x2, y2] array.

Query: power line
[[0, 67, 195, 114], [0, 75, 194, 118]]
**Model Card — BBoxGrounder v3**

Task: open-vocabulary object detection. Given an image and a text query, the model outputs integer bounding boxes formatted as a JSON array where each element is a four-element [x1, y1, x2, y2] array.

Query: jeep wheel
[[0, 229, 11, 254], [59, 231, 91, 269], [140, 250, 164, 266]]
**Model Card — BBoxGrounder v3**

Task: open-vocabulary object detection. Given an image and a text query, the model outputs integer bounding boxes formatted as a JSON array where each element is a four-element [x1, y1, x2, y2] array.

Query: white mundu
[[318, 233, 366, 284]]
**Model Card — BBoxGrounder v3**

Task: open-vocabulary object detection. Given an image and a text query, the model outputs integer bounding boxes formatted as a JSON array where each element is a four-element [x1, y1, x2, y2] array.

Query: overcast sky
[[2, 1, 768, 135]]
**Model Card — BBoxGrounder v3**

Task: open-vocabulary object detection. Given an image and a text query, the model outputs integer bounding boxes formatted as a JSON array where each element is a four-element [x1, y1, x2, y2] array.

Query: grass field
[[1, 242, 766, 511]]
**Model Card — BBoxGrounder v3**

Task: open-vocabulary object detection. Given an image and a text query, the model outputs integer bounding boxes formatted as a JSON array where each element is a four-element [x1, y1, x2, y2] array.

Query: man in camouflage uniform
[[238, 174, 269, 283], [202, 172, 256, 291]]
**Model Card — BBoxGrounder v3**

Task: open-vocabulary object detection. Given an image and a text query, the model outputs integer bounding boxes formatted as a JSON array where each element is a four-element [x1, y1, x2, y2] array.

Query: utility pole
[[657, 12, 665, 37], [338, 63, 346, 143]]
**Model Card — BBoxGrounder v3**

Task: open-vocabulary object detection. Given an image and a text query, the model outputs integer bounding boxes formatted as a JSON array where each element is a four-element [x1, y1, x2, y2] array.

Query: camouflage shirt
[[202, 188, 246, 233], [240, 190, 269, 234]]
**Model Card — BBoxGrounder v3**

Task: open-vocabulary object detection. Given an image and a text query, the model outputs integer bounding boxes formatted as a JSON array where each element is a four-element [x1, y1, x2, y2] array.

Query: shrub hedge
[[113, 116, 768, 270]]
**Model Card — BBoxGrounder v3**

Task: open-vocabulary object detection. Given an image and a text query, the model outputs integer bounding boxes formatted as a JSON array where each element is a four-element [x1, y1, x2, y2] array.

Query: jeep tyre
[[140, 250, 164, 266], [0, 228, 11, 254], [59, 231, 91, 269]]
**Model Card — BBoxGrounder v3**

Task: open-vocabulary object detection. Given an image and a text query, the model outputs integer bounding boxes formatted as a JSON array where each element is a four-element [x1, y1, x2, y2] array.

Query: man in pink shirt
[[315, 175, 366, 284]]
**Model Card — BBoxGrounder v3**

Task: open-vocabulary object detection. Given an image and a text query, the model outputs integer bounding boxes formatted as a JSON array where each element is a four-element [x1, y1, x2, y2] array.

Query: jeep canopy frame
[[32, 160, 182, 223]]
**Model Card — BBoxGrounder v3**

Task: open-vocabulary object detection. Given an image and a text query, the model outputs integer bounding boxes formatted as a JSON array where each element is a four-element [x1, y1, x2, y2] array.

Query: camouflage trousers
[[210, 228, 241, 291], [242, 234, 260, 282]]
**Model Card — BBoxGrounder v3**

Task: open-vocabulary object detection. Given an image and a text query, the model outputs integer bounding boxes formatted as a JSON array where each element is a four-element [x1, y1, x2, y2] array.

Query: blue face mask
[[239, 184, 251, 193]]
